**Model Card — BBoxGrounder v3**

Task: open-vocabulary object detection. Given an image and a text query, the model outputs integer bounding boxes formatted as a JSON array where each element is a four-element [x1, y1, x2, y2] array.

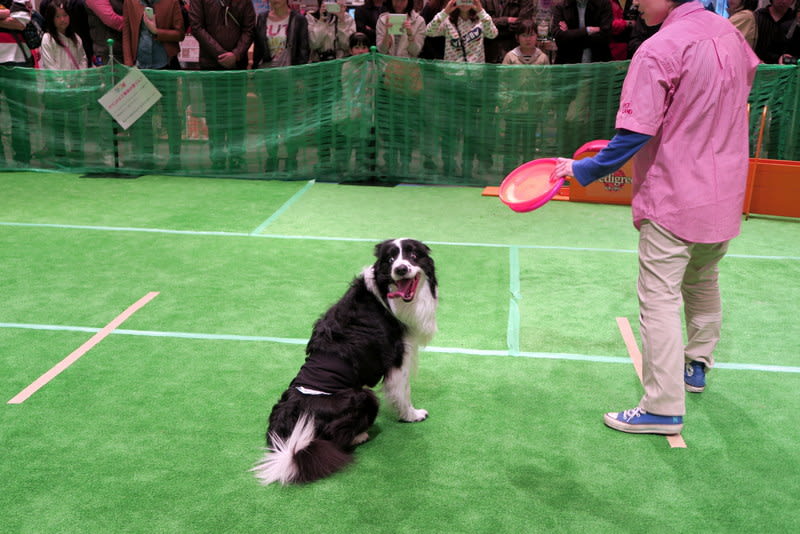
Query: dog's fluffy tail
[[251, 413, 352, 485]]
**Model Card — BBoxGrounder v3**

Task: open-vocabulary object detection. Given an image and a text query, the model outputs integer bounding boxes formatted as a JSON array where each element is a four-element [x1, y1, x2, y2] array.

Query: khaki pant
[[637, 221, 729, 416]]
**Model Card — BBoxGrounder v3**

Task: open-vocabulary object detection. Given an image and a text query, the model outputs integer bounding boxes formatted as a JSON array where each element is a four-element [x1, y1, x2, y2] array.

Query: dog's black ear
[[374, 240, 393, 259]]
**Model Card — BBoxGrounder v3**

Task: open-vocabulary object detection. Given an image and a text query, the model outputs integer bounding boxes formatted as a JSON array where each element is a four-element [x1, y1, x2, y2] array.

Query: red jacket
[[122, 0, 185, 66]]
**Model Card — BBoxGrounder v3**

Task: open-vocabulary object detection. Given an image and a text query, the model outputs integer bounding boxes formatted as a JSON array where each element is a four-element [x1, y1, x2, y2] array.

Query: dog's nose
[[394, 264, 409, 277]]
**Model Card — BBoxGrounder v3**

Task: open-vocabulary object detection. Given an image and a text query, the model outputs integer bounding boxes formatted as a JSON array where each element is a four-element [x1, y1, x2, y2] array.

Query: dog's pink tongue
[[388, 278, 414, 299]]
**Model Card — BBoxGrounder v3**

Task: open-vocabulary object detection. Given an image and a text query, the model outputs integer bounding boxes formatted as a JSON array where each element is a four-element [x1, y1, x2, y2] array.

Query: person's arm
[[39, 33, 58, 69], [121, 0, 134, 65], [233, 2, 255, 65], [554, 129, 651, 185], [586, 0, 613, 42], [189, 0, 221, 57], [86, 0, 125, 32], [477, 2, 498, 41], [425, 5, 452, 37], [146, 0, 185, 43], [0, 2, 29, 31]]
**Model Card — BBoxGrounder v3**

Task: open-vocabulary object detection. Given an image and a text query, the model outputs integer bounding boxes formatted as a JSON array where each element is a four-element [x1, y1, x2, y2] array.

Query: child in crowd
[[39, 1, 89, 166], [501, 18, 549, 65], [425, 0, 497, 178], [499, 19, 550, 174], [335, 32, 375, 176]]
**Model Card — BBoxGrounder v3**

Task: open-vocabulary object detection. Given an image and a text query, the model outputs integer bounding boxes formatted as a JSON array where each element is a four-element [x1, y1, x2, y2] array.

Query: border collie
[[252, 238, 438, 485]]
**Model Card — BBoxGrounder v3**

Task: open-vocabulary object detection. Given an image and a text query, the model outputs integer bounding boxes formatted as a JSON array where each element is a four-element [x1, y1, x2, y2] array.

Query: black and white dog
[[252, 239, 438, 485]]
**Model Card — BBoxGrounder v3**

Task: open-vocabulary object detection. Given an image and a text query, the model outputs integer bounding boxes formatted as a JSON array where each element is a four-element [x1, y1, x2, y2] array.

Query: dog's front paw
[[351, 432, 370, 446], [400, 408, 428, 423]]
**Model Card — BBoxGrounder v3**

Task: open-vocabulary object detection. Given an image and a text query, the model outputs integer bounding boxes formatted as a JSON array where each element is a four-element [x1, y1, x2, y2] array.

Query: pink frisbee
[[499, 158, 565, 213]]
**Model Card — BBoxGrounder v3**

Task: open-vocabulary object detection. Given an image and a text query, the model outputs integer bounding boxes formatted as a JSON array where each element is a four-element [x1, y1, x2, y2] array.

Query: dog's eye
[[410, 253, 418, 260], [388, 256, 396, 263]]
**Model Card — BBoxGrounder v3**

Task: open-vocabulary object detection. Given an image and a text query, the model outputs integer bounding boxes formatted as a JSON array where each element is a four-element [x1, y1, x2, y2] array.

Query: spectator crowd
[[2, 0, 798, 171]]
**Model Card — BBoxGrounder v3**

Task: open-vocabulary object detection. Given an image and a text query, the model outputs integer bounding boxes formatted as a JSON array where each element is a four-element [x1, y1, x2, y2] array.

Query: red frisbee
[[499, 158, 565, 213]]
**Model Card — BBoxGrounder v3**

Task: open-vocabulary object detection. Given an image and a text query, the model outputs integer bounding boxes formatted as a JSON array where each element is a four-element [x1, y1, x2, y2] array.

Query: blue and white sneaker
[[684, 361, 706, 393], [604, 407, 683, 435]]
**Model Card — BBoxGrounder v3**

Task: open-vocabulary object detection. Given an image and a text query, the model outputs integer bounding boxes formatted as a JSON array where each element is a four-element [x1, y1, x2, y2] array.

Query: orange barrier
[[743, 158, 800, 219], [568, 140, 633, 205], [742, 105, 800, 219]]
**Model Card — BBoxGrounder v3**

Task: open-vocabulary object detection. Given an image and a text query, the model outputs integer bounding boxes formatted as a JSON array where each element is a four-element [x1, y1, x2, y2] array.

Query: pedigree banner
[[570, 140, 634, 206]]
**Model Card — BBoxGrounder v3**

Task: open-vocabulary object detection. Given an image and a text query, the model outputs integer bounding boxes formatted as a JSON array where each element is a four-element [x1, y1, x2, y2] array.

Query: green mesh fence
[[1, 54, 798, 185]]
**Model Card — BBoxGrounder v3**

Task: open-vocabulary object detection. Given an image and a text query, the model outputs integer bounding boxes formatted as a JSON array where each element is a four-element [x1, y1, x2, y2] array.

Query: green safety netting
[[1, 53, 798, 185]]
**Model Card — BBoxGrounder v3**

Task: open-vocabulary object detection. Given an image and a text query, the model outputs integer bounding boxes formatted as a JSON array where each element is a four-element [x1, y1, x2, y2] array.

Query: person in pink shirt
[[553, 0, 760, 435]]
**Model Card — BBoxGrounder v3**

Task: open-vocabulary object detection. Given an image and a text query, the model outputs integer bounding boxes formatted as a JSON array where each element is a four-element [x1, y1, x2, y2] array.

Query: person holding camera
[[121, 0, 185, 170], [376, 0, 426, 57], [307, 0, 355, 62]]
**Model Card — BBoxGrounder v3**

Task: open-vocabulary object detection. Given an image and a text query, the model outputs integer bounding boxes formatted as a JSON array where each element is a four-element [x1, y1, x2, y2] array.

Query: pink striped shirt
[[616, 2, 760, 243]]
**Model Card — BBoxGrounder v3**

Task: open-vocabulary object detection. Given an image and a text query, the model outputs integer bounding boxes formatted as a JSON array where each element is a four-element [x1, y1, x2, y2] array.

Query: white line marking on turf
[[2, 222, 798, 261], [507, 246, 521, 356], [6, 292, 159, 405], [250, 180, 316, 235], [1, 322, 797, 374]]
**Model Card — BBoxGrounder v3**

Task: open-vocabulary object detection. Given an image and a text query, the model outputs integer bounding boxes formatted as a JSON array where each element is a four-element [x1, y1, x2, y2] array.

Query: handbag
[[22, 10, 44, 49]]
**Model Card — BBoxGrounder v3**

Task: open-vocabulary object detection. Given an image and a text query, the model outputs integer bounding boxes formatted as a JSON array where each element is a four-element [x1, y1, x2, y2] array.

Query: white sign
[[98, 67, 162, 131]]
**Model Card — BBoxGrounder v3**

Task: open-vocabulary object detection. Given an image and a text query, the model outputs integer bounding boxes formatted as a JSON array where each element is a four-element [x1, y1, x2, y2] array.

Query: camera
[[780, 54, 798, 65], [324, 2, 340, 13], [455, 0, 473, 6]]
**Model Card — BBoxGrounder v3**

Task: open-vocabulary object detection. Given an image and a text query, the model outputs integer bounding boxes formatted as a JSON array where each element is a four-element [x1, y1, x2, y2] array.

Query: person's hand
[[558, 20, 567, 31], [554, 158, 574, 178], [403, 17, 413, 36], [444, 0, 457, 15], [586, 26, 600, 34], [472, 0, 483, 11], [218, 51, 236, 69], [143, 10, 157, 34]]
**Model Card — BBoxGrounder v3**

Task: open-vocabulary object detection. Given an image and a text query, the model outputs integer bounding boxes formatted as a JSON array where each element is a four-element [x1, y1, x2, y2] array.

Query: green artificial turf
[[1, 172, 798, 533]]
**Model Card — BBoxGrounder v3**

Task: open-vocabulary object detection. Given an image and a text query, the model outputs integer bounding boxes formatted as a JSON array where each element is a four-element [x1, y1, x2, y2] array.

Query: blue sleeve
[[571, 130, 651, 186]]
